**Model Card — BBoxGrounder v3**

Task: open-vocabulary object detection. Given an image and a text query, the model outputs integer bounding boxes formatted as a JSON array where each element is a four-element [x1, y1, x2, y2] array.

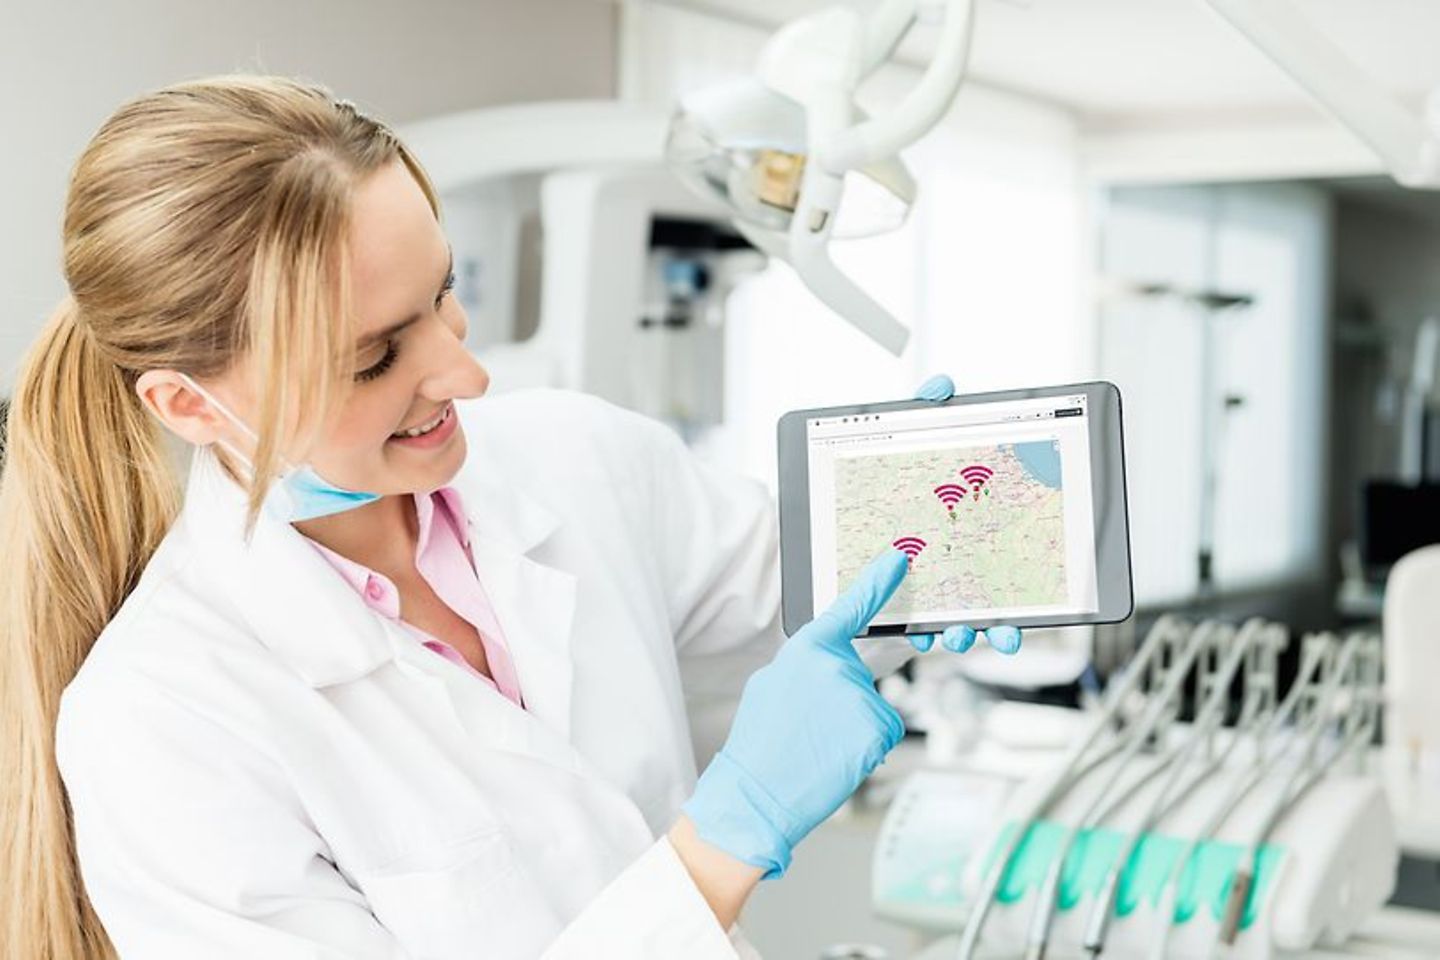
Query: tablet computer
[[777, 381, 1132, 637]]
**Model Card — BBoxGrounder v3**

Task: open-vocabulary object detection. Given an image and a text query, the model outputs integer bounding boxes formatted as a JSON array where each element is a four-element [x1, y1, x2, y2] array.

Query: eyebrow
[[355, 247, 455, 350]]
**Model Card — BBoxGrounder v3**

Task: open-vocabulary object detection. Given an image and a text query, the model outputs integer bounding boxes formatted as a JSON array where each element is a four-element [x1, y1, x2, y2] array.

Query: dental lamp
[[668, 0, 1440, 355], [666, 0, 977, 356]]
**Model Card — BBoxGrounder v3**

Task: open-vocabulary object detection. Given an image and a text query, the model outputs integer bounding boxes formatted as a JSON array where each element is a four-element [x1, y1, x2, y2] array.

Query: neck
[[293, 493, 418, 572]]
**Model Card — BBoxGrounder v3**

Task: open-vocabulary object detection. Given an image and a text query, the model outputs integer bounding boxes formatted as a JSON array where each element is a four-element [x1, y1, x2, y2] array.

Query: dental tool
[[955, 615, 1193, 960]]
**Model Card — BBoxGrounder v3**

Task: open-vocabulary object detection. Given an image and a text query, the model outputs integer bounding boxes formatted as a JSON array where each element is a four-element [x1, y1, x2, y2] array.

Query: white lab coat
[[56, 389, 854, 960]]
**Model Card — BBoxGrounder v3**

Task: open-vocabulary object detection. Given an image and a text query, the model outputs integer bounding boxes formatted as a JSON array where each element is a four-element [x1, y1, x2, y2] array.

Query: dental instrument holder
[[1020, 621, 1224, 958], [1080, 621, 1271, 958], [936, 619, 1396, 960]]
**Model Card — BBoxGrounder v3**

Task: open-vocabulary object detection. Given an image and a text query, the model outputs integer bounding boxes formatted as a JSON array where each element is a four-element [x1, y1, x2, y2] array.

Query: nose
[[417, 312, 490, 402]]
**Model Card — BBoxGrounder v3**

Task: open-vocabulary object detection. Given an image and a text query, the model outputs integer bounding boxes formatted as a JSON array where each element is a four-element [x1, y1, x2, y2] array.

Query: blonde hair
[[0, 75, 438, 959]]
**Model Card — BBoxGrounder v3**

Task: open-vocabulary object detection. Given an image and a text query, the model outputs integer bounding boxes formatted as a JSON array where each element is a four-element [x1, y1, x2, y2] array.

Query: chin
[[393, 431, 469, 494]]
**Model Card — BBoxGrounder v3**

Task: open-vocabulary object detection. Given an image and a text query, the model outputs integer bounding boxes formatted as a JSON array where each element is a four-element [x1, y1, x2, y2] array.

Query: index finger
[[815, 548, 909, 644]]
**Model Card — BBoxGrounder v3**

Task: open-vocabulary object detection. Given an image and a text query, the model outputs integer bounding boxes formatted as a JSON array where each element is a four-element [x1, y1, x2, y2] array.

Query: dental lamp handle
[[730, 218, 910, 356], [781, 165, 913, 355]]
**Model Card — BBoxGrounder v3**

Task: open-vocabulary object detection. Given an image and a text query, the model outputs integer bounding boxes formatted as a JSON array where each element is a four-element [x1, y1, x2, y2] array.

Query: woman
[[0, 76, 1018, 959]]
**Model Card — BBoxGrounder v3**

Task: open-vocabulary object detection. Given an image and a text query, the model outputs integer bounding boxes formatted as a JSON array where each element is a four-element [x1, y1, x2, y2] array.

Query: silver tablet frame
[[777, 380, 1133, 637]]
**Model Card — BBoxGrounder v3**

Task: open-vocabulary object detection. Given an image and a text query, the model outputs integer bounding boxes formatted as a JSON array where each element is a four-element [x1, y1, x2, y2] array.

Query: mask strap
[[176, 372, 278, 484], [177, 372, 258, 442]]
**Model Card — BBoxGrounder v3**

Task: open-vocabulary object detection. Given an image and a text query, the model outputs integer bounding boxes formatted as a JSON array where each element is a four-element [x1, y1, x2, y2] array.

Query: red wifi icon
[[892, 536, 927, 562], [960, 464, 994, 500], [934, 483, 966, 512]]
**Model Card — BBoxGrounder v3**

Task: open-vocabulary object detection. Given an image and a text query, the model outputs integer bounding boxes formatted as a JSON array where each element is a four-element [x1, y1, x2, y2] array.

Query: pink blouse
[[306, 488, 523, 707]]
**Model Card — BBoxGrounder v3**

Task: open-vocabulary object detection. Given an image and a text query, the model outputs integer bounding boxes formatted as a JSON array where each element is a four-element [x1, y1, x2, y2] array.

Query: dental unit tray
[[871, 618, 1398, 959]]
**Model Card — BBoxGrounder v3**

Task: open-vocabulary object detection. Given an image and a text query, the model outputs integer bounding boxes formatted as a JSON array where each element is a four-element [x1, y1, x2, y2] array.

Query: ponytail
[[0, 299, 179, 960], [0, 73, 437, 956]]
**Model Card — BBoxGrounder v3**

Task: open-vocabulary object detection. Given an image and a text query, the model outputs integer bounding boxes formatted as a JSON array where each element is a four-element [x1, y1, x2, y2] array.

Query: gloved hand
[[683, 549, 910, 879], [908, 374, 1023, 657]]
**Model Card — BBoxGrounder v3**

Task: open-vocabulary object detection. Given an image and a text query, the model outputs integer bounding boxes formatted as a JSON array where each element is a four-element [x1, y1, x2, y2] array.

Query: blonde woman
[[0, 77, 1018, 959]]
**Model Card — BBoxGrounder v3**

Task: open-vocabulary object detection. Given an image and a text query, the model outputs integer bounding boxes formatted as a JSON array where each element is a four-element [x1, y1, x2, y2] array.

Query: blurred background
[[6, 2, 1440, 956]]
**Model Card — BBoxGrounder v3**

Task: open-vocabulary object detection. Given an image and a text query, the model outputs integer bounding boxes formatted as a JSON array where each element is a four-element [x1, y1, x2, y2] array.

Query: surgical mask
[[178, 373, 380, 522]]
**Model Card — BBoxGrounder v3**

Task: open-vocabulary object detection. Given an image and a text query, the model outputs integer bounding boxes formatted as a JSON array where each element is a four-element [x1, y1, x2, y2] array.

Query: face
[[193, 160, 490, 497], [301, 160, 489, 495]]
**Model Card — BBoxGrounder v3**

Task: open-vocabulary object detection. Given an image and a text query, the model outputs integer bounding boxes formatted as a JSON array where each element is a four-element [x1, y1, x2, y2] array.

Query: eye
[[435, 270, 456, 308], [355, 340, 399, 383]]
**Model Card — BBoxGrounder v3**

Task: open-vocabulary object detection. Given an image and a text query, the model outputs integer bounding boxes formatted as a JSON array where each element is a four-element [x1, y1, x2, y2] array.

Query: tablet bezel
[[777, 380, 1133, 637]]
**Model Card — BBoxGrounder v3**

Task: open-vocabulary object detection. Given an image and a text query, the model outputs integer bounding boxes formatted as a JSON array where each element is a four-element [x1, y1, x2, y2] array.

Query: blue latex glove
[[908, 374, 1023, 657], [683, 549, 910, 879]]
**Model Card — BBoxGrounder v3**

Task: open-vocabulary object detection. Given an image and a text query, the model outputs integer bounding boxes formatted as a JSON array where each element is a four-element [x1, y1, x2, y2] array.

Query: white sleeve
[[541, 839, 742, 959], [640, 418, 787, 769], [640, 418, 917, 766], [57, 670, 744, 960]]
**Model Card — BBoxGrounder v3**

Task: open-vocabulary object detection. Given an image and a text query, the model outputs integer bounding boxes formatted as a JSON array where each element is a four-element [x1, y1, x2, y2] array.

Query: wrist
[[668, 815, 764, 929], [683, 750, 798, 879]]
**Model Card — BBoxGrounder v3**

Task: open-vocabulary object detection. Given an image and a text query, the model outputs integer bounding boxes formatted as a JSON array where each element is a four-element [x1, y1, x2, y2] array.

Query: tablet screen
[[804, 390, 1101, 627]]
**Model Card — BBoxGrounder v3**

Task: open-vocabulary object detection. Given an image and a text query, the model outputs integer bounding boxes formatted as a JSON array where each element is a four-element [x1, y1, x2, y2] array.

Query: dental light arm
[[859, 0, 920, 77], [668, 0, 978, 354], [821, 0, 976, 174], [1203, 0, 1440, 189]]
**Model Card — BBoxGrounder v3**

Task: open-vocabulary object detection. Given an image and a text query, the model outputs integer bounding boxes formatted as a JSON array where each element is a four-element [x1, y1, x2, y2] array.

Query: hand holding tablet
[[777, 381, 1133, 639]]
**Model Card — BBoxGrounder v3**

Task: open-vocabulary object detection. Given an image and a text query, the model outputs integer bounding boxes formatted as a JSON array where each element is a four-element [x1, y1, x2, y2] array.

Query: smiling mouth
[[391, 403, 452, 439]]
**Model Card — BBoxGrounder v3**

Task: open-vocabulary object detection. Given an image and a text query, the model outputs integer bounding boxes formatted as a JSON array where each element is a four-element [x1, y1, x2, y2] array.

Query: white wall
[[0, 0, 617, 390], [1097, 183, 1332, 604]]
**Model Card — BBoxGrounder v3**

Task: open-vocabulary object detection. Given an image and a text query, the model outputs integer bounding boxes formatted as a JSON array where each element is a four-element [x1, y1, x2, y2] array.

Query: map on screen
[[833, 440, 1068, 616]]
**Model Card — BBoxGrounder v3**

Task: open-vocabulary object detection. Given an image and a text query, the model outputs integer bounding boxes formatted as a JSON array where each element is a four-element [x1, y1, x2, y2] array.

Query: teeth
[[394, 406, 448, 439]]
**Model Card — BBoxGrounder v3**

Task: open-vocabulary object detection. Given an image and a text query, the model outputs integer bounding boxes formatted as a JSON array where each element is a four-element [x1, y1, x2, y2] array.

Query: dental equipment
[[954, 615, 1194, 960], [1215, 634, 1385, 953], [1082, 621, 1283, 959], [1384, 545, 1440, 773], [949, 620, 1394, 959], [1022, 621, 1229, 960], [666, 0, 976, 355], [1147, 630, 1312, 960]]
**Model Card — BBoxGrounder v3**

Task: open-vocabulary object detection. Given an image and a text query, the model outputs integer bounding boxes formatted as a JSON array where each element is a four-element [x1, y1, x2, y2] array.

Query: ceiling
[[658, 0, 1440, 127]]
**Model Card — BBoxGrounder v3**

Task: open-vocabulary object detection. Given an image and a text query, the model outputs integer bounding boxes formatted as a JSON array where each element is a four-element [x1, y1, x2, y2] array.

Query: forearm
[[667, 815, 763, 929]]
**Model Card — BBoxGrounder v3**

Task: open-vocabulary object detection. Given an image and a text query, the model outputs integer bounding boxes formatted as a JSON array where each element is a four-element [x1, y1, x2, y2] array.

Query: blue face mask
[[179, 374, 380, 522]]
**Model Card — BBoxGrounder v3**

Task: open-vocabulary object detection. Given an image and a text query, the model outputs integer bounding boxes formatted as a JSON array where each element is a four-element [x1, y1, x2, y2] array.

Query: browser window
[[805, 393, 1100, 626]]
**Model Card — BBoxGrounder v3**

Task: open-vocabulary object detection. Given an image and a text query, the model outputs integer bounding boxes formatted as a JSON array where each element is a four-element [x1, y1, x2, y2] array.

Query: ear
[[135, 370, 231, 446]]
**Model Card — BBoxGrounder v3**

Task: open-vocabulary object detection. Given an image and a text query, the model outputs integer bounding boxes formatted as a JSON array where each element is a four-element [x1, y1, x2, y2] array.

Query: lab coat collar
[[446, 460, 559, 556], [445, 424, 576, 739], [177, 437, 576, 741], [177, 449, 396, 688]]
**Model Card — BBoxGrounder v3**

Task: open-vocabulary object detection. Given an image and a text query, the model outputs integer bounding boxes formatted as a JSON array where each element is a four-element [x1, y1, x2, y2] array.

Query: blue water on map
[[1012, 440, 1062, 489]]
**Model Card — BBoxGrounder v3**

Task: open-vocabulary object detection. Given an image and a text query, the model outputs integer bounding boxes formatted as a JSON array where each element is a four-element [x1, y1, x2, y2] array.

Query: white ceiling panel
[[655, 0, 1440, 125]]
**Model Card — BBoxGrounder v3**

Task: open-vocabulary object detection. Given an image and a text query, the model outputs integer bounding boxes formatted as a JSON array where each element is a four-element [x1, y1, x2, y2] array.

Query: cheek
[[330, 384, 411, 452]]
